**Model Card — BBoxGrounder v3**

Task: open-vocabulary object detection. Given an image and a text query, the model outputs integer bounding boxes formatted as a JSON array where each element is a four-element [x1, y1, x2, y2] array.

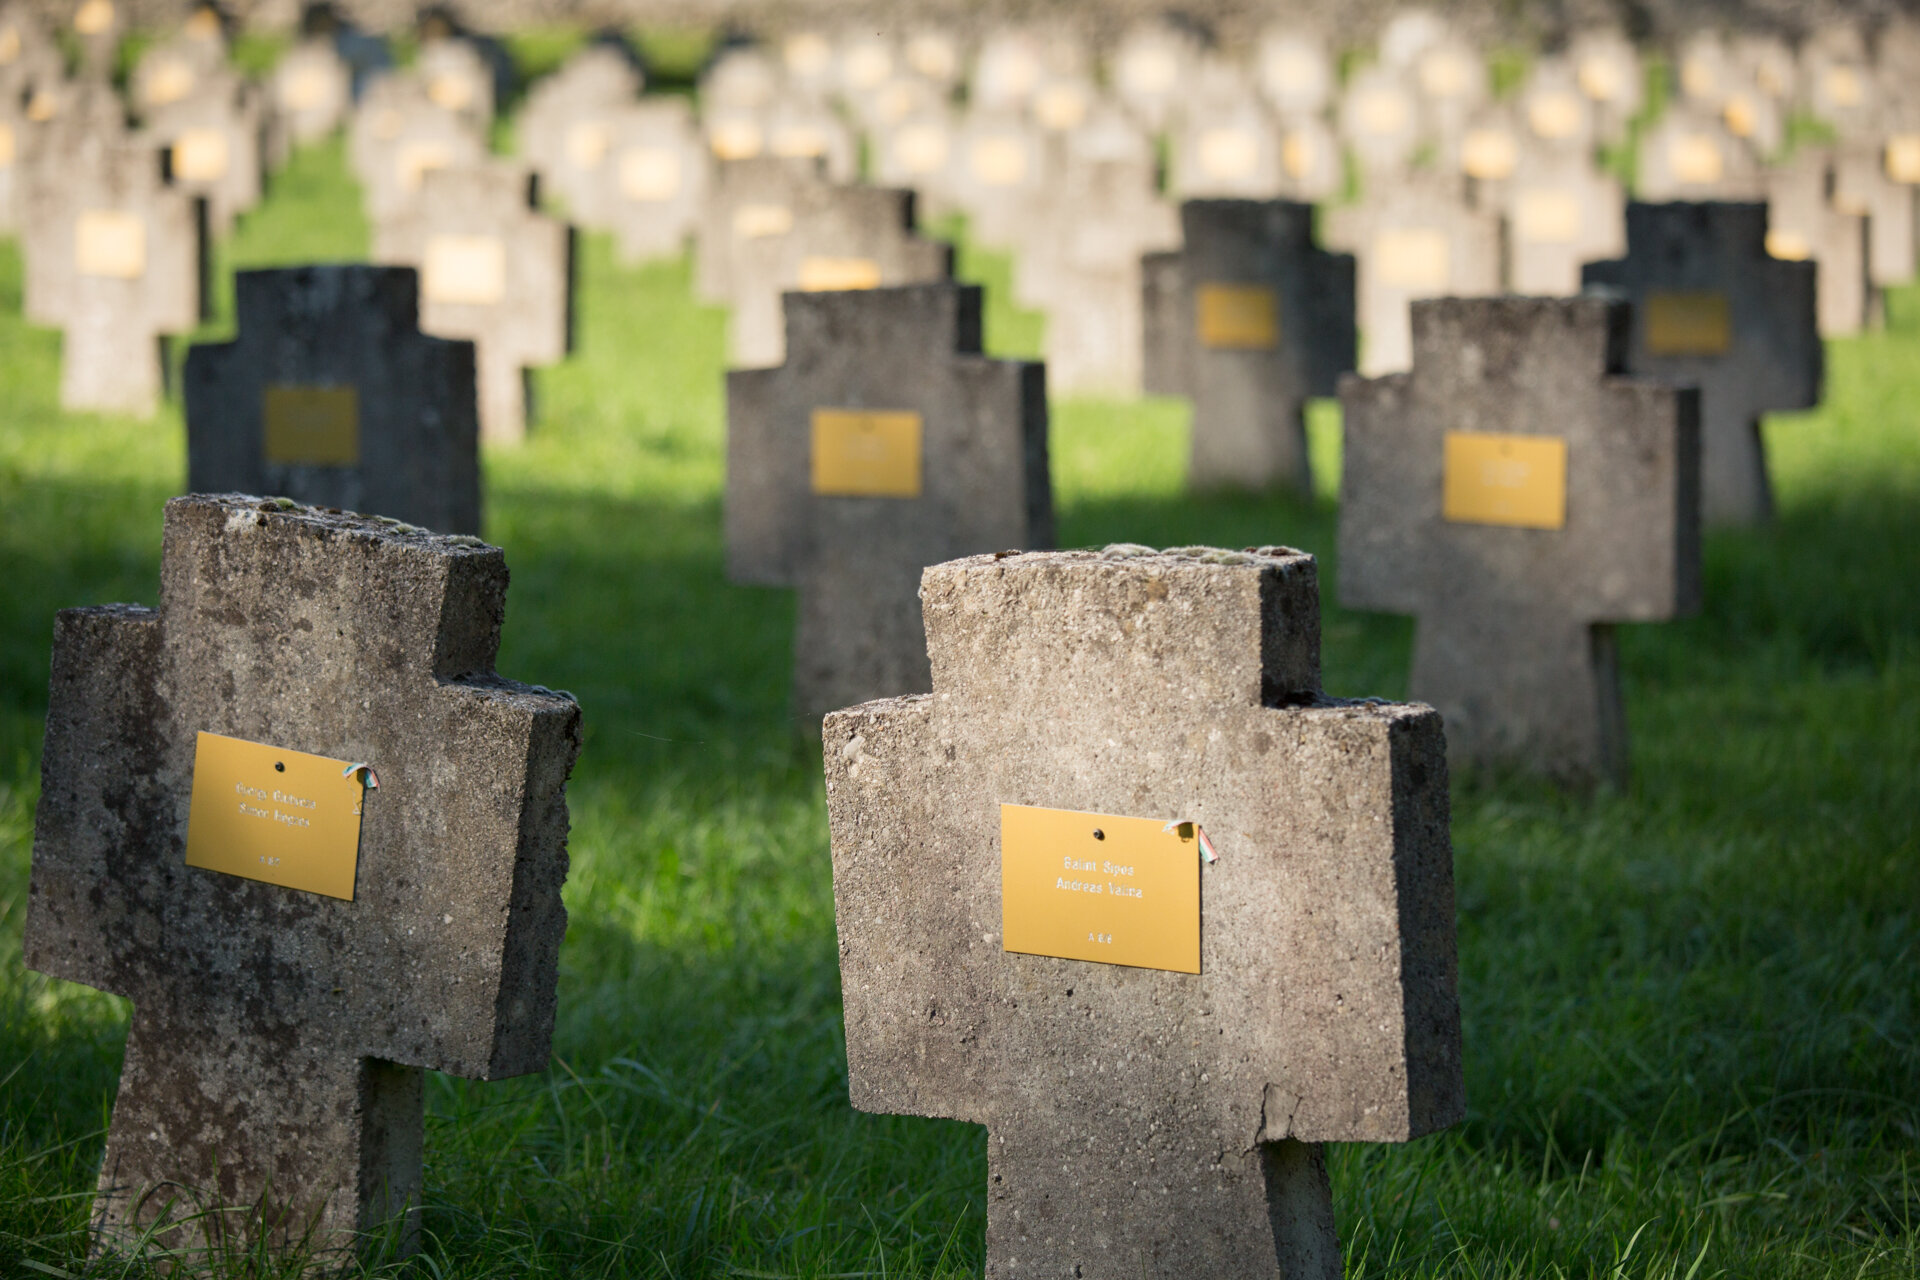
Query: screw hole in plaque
[[1092, 829, 1105, 840], [275, 761, 286, 772]]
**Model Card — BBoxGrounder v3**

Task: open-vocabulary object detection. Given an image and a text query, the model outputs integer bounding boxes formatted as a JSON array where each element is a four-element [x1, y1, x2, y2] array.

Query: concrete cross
[[141, 68, 266, 235], [516, 43, 642, 231], [1324, 173, 1501, 375], [1142, 200, 1354, 492], [1500, 145, 1625, 296], [603, 97, 708, 265], [22, 127, 202, 415], [129, 6, 227, 114], [823, 544, 1463, 1280], [348, 76, 486, 225], [695, 154, 822, 306], [726, 282, 1050, 724], [946, 106, 1046, 250], [1339, 296, 1701, 786], [1635, 105, 1765, 201], [1583, 201, 1821, 524], [25, 494, 580, 1264], [1339, 63, 1422, 179], [185, 265, 480, 534], [373, 161, 572, 445], [269, 37, 352, 152], [1834, 130, 1919, 288], [1766, 148, 1872, 337], [1168, 78, 1284, 200]]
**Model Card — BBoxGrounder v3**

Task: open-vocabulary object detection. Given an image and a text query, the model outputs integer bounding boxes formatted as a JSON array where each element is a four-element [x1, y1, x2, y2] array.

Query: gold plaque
[[1419, 48, 1472, 98], [1578, 56, 1623, 102], [73, 0, 114, 36], [1196, 283, 1279, 350], [969, 135, 1028, 186], [894, 123, 949, 174], [1442, 431, 1568, 530], [426, 72, 474, 111], [74, 209, 145, 279], [1528, 91, 1583, 140], [1645, 291, 1732, 356], [1513, 189, 1581, 245], [144, 58, 194, 105], [1198, 128, 1259, 179], [1354, 88, 1409, 136], [0, 26, 20, 63], [1374, 227, 1451, 291], [1766, 229, 1812, 261], [784, 31, 831, 74], [1280, 128, 1316, 179], [811, 408, 922, 497], [709, 117, 763, 160], [1034, 83, 1088, 131], [565, 120, 609, 169], [282, 65, 331, 111], [771, 122, 829, 158], [619, 146, 680, 201], [1669, 132, 1724, 186], [797, 256, 881, 291], [1460, 127, 1518, 180], [172, 128, 229, 182], [1722, 93, 1757, 139], [422, 234, 506, 306], [0, 122, 14, 167], [264, 385, 359, 466], [733, 202, 793, 239], [1886, 135, 1920, 184], [1826, 66, 1863, 108], [396, 139, 451, 191], [185, 731, 370, 900], [1001, 805, 1201, 974]]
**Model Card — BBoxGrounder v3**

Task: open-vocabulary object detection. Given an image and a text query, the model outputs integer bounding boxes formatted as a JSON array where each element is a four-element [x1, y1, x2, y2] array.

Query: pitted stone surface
[[185, 265, 480, 534], [1340, 297, 1701, 786], [1583, 201, 1821, 525], [25, 495, 580, 1265], [727, 282, 1049, 725], [824, 546, 1462, 1280]]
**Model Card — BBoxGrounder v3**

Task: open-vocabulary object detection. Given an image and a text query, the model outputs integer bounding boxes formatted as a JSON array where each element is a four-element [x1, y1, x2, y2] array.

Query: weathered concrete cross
[[1339, 297, 1701, 786], [25, 495, 580, 1263], [824, 545, 1462, 1279], [1583, 201, 1820, 524], [727, 282, 1050, 724], [185, 265, 481, 534], [1143, 199, 1354, 492]]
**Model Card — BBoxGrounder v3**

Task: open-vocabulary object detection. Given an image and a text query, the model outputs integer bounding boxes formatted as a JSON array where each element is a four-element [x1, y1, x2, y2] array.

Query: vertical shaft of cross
[[1263, 1139, 1343, 1280], [1699, 409, 1773, 526], [1410, 604, 1626, 787], [63, 313, 164, 414]]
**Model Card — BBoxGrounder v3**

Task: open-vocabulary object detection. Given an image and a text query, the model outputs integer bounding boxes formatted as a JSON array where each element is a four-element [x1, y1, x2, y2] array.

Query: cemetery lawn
[[2, 141, 1917, 1280]]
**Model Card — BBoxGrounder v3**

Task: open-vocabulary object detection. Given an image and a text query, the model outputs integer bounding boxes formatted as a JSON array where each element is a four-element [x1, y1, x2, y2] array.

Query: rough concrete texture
[[185, 265, 481, 535], [347, 75, 486, 226], [1145, 200, 1354, 492], [1325, 173, 1501, 376], [24, 494, 581, 1266], [140, 69, 266, 236], [1767, 148, 1873, 337], [727, 283, 1049, 725], [1339, 297, 1701, 787], [1583, 201, 1821, 525], [604, 97, 708, 264], [823, 545, 1462, 1280], [372, 161, 572, 445], [20, 114, 202, 416]]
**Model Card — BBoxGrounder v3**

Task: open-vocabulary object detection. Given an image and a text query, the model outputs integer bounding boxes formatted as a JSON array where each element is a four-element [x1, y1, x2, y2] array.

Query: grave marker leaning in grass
[[824, 545, 1463, 1280], [1583, 200, 1821, 525], [1144, 199, 1354, 493], [185, 265, 481, 534], [23, 495, 580, 1267], [726, 282, 1049, 726], [1340, 296, 1702, 787]]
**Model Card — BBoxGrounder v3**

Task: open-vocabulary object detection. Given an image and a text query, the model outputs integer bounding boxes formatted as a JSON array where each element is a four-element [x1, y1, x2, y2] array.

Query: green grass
[[1, 81, 1917, 1280]]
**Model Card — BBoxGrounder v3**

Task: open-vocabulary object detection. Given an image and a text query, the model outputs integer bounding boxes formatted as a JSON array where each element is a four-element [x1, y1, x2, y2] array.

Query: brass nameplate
[[798, 256, 882, 291], [73, 0, 114, 35], [1442, 431, 1568, 529], [709, 117, 764, 160], [969, 135, 1028, 186], [1198, 128, 1259, 179], [172, 128, 229, 182], [423, 234, 506, 306], [281, 65, 331, 111], [74, 209, 145, 279], [1645, 291, 1732, 357], [1196, 283, 1279, 349], [1513, 189, 1581, 245], [1668, 133, 1724, 186], [427, 72, 474, 111], [145, 58, 194, 105], [811, 408, 922, 497], [1885, 135, 1920, 184], [620, 146, 682, 201], [264, 385, 359, 466], [1374, 227, 1451, 291], [0, 122, 14, 167], [396, 139, 451, 191], [1001, 805, 1201, 974], [733, 202, 793, 239], [185, 732, 369, 900], [565, 120, 609, 169]]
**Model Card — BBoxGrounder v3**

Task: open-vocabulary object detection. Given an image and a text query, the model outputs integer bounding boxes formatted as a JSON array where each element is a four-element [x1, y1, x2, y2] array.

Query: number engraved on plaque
[[810, 409, 922, 497], [1001, 805, 1202, 973], [185, 732, 371, 900], [1196, 283, 1280, 350], [1442, 431, 1569, 530]]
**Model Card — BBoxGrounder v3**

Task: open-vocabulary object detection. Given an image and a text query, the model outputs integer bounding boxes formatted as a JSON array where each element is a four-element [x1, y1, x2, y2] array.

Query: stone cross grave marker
[[515, 44, 641, 231], [270, 37, 352, 151], [1635, 105, 1764, 201], [1143, 200, 1354, 493], [1340, 63, 1422, 179], [143, 70, 266, 236], [1567, 29, 1641, 143], [1168, 78, 1284, 200], [726, 282, 1050, 724], [1766, 148, 1872, 336], [1325, 174, 1501, 375], [696, 154, 820, 306], [1584, 201, 1821, 524], [724, 178, 952, 370], [349, 76, 486, 225], [1501, 145, 1625, 295], [129, 7, 227, 115], [823, 544, 1463, 1280], [185, 266, 480, 535], [374, 161, 571, 445], [604, 97, 707, 264], [25, 494, 580, 1263], [1339, 297, 1701, 786], [1833, 129, 1919, 288], [947, 106, 1046, 250], [23, 131, 202, 415]]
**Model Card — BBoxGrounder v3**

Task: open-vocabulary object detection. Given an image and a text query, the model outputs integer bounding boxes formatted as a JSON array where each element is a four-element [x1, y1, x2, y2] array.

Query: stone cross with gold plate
[[1584, 201, 1820, 524], [141, 67, 266, 235], [823, 544, 1463, 1280], [1339, 296, 1702, 786], [24, 494, 580, 1266], [185, 265, 481, 534], [1142, 199, 1353, 492], [373, 161, 571, 445], [726, 282, 1049, 724], [348, 75, 486, 225], [604, 96, 708, 265]]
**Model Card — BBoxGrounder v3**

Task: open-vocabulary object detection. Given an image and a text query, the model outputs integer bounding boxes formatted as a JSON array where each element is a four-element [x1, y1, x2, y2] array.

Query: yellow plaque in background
[[1196, 283, 1279, 350], [422, 234, 506, 306], [185, 732, 369, 900], [1459, 127, 1518, 180], [1645, 290, 1732, 356], [0, 26, 20, 64], [619, 146, 681, 201], [74, 209, 145, 278], [73, 0, 114, 36], [733, 202, 794, 239], [144, 58, 194, 105], [426, 72, 474, 111], [1001, 805, 1201, 974], [172, 128, 229, 182], [1766, 230, 1812, 261], [770, 123, 828, 158], [1669, 132, 1724, 185], [0, 122, 14, 166], [709, 117, 763, 160], [811, 408, 922, 497], [894, 123, 949, 175], [396, 139, 451, 191], [264, 385, 359, 466], [797, 255, 882, 291], [1885, 135, 1920, 184], [565, 120, 609, 169], [1514, 189, 1581, 244], [969, 135, 1028, 186], [1374, 227, 1451, 291], [1198, 127, 1259, 179], [1443, 431, 1568, 529], [1528, 91, 1583, 140], [282, 65, 331, 111]]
